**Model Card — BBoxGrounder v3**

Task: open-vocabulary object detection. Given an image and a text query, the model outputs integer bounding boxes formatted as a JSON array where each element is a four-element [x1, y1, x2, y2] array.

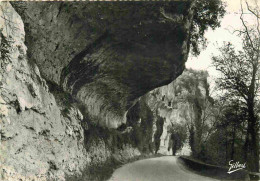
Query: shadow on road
[[178, 156, 251, 181]]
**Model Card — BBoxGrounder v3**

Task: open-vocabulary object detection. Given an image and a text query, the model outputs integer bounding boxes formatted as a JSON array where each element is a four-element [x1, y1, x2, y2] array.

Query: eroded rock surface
[[1, 1, 199, 180], [124, 69, 211, 156], [12, 1, 195, 128], [0, 3, 140, 180], [144, 69, 210, 155], [0, 3, 88, 180]]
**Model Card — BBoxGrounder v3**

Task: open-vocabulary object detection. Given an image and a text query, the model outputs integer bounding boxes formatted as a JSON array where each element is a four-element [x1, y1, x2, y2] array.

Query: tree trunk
[[244, 122, 249, 162], [248, 118, 259, 172], [189, 125, 196, 156], [247, 60, 259, 172], [250, 125, 259, 172], [231, 124, 236, 160], [225, 130, 228, 162], [247, 100, 259, 172]]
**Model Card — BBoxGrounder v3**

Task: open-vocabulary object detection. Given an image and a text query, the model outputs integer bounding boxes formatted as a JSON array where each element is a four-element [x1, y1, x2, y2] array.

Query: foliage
[[212, 2, 260, 170], [201, 98, 246, 165], [211, 1, 260, 171], [191, 0, 226, 56], [154, 116, 165, 154], [174, 69, 209, 97], [168, 123, 187, 155], [171, 69, 218, 158], [212, 42, 257, 102]]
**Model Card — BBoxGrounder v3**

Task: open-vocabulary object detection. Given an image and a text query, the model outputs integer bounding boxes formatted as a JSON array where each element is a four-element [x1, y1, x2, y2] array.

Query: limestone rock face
[[0, 3, 140, 180], [12, 1, 195, 128], [0, 3, 88, 180], [1, 1, 197, 180], [145, 69, 210, 155]]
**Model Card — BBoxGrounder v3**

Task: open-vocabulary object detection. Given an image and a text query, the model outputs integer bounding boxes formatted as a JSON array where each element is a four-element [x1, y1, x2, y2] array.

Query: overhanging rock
[[12, 1, 195, 128]]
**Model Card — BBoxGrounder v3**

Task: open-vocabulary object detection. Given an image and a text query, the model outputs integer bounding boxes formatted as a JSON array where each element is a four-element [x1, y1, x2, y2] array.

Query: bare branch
[[240, 2, 257, 52], [245, 2, 260, 36]]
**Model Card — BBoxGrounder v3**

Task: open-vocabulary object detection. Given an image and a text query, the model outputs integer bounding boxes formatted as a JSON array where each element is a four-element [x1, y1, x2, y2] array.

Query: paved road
[[109, 156, 218, 181]]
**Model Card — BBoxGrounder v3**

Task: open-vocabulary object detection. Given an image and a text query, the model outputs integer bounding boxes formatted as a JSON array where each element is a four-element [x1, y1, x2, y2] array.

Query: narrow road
[[109, 156, 218, 181]]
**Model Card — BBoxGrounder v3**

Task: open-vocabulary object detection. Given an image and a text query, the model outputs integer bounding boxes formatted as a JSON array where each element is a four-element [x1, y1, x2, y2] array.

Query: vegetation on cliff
[[191, 0, 225, 55]]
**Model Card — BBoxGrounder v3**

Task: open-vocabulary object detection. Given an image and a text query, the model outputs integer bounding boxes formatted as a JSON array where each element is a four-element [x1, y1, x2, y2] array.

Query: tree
[[212, 1, 260, 171], [218, 98, 246, 161], [168, 123, 187, 156], [175, 69, 218, 158], [191, 0, 225, 56]]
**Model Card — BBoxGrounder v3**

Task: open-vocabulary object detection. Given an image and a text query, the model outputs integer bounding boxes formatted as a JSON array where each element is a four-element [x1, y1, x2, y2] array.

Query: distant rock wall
[[143, 69, 210, 155]]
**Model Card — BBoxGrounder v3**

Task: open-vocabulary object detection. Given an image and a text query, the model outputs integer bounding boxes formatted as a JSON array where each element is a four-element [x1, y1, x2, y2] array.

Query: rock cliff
[[11, 1, 194, 128], [0, 2, 141, 180], [143, 69, 210, 155], [0, 1, 208, 180], [0, 3, 87, 180]]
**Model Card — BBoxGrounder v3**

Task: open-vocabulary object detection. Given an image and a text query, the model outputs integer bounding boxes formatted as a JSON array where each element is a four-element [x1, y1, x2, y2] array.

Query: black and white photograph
[[0, 0, 260, 180]]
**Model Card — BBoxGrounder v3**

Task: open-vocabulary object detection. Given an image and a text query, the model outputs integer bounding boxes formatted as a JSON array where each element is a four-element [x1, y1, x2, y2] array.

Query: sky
[[185, 0, 258, 88]]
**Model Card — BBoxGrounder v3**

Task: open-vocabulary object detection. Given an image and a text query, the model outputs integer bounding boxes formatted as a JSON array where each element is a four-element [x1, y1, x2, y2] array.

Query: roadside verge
[[179, 156, 252, 180]]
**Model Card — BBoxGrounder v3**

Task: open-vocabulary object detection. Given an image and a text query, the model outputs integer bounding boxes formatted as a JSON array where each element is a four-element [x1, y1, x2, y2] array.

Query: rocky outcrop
[[143, 69, 210, 155], [0, 3, 86, 180], [11, 1, 195, 128], [0, 3, 139, 180]]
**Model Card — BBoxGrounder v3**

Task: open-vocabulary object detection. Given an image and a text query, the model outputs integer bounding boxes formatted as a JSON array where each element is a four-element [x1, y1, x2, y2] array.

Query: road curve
[[108, 156, 218, 181]]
